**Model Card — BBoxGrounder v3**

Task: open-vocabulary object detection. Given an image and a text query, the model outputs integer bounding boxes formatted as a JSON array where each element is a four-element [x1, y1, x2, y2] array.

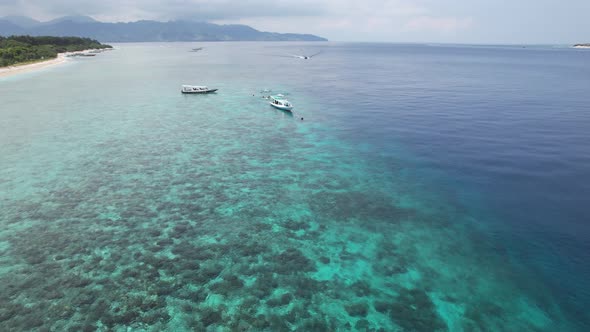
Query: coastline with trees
[[0, 35, 112, 77]]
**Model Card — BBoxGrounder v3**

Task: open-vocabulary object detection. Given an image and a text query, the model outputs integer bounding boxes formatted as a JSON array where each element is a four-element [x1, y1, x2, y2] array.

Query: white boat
[[288, 51, 321, 60], [269, 95, 293, 111], [181, 85, 218, 94]]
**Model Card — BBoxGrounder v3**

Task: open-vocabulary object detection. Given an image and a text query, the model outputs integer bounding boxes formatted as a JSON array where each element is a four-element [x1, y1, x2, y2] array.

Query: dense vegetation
[[0, 35, 112, 67]]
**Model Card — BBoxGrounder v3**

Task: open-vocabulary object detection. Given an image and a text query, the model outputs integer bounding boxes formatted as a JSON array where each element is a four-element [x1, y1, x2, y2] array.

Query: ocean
[[1, 42, 589, 331]]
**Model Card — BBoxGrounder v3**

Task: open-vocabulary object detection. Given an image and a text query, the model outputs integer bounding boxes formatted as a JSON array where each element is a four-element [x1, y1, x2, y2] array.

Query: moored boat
[[67, 52, 93, 57], [269, 95, 293, 111], [181, 85, 218, 94]]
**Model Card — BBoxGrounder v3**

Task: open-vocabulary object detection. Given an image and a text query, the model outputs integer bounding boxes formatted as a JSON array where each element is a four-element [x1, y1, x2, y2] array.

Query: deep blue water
[[1, 42, 589, 331], [303, 43, 590, 328]]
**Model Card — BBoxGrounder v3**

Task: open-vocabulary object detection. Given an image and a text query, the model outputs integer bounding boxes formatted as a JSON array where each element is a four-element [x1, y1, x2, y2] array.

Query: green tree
[[0, 35, 112, 67]]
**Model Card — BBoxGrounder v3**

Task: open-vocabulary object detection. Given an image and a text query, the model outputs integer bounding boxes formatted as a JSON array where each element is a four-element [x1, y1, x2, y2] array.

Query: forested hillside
[[0, 36, 111, 67]]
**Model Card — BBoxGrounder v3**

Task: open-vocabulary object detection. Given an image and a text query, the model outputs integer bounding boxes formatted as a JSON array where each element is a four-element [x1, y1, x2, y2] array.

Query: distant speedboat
[[181, 85, 218, 94], [190, 47, 204, 52], [288, 51, 321, 59], [269, 95, 293, 111]]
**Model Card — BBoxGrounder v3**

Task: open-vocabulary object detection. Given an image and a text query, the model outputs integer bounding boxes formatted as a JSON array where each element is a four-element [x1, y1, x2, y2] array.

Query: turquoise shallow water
[[0, 43, 588, 331]]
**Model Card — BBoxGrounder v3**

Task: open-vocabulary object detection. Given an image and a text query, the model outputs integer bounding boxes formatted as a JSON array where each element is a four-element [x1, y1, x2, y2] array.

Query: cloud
[[211, 0, 428, 39], [0, 0, 430, 22], [211, 1, 472, 41], [0, 0, 475, 41], [0, 0, 327, 21], [404, 16, 474, 33]]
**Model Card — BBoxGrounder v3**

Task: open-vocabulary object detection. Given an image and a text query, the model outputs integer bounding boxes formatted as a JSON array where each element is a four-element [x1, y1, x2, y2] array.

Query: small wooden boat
[[181, 85, 218, 94]]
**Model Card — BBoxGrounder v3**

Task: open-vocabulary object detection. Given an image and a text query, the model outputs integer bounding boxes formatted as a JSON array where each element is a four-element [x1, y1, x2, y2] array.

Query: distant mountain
[[0, 20, 24, 35], [1, 15, 41, 28], [43, 15, 98, 25], [0, 16, 327, 42]]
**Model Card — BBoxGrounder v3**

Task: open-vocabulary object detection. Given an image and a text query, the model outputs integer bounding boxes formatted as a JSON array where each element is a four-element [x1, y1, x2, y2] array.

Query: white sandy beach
[[0, 53, 69, 78]]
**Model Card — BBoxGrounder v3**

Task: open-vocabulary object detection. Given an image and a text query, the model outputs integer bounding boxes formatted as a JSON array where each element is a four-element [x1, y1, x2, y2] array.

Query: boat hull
[[181, 89, 218, 94], [270, 103, 293, 112]]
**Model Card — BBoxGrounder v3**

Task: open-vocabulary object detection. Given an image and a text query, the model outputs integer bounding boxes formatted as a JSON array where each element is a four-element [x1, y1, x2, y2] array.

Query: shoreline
[[0, 53, 69, 79]]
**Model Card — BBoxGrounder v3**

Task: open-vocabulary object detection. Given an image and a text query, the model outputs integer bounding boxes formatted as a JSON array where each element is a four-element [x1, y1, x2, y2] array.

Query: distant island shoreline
[[0, 36, 112, 77], [0, 52, 69, 78], [0, 16, 327, 42]]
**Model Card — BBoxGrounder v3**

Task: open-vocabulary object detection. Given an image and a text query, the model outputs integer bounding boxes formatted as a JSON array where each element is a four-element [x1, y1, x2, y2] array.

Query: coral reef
[[0, 56, 573, 331]]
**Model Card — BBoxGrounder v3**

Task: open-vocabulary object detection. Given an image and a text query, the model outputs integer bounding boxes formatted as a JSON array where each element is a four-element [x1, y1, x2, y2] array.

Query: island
[[0, 16, 327, 42], [573, 43, 590, 49], [0, 35, 112, 67]]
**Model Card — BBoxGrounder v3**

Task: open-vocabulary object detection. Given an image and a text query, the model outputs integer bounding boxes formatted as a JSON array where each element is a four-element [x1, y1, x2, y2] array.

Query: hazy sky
[[1, 0, 589, 43]]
